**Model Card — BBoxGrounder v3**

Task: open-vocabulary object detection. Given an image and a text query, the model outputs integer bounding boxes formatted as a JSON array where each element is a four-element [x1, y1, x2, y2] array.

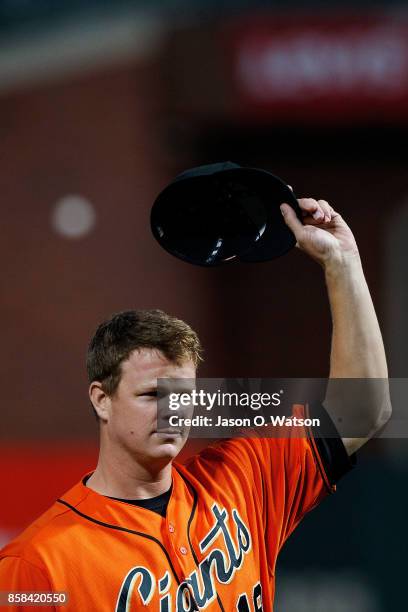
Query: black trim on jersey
[[307, 401, 356, 486], [56, 498, 181, 584], [175, 467, 226, 612]]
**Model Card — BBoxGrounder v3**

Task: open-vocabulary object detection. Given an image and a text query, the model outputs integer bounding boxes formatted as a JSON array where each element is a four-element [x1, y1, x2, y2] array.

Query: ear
[[89, 381, 111, 422]]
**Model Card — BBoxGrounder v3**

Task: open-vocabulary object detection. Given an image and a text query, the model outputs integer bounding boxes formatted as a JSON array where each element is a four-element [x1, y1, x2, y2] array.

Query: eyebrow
[[136, 384, 157, 394], [157, 381, 196, 395], [136, 376, 196, 396]]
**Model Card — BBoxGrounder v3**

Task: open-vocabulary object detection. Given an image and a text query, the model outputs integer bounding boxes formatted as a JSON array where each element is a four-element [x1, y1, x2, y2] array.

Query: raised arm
[[280, 198, 391, 455]]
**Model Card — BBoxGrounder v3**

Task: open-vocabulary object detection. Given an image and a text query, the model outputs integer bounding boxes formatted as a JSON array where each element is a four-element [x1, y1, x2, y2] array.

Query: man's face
[[101, 348, 196, 468]]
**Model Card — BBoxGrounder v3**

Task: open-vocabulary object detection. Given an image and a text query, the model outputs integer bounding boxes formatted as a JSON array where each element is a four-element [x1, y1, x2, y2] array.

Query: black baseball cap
[[150, 161, 302, 266]]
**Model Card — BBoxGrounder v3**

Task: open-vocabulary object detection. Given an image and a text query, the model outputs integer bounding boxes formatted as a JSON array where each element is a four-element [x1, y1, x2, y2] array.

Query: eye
[[141, 390, 157, 397]]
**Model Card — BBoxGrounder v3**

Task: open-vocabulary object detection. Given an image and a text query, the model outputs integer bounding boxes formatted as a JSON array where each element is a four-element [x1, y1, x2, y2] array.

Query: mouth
[[153, 429, 183, 438]]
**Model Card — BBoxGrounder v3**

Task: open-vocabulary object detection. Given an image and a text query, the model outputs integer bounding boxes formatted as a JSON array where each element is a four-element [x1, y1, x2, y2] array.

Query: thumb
[[280, 203, 303, 238]]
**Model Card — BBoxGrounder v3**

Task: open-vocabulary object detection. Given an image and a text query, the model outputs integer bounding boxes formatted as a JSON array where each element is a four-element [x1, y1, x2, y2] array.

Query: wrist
[[323, 250, 363, 281]]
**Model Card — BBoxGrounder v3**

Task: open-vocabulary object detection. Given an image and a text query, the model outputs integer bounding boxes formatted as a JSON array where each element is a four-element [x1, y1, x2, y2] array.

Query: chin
[[154, 446, 180, 461], [151, 434, 187, 460]]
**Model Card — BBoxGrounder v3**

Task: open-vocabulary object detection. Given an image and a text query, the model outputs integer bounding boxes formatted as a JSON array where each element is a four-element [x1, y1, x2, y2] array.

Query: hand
[[280, 198, 359, 268]]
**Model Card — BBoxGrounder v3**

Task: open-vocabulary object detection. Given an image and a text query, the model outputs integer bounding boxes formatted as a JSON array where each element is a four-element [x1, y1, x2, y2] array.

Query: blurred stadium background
[[1, 1, 407, 610]]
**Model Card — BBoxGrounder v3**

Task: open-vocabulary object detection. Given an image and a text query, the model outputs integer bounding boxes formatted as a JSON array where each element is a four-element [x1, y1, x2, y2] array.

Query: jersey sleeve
[[0, 556, 55, 611]]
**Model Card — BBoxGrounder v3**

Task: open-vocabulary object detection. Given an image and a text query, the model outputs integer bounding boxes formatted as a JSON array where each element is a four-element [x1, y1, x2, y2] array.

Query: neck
[[86, 441, 173, 500]]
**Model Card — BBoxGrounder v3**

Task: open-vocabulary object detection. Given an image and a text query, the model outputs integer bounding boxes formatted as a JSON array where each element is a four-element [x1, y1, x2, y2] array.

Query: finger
[[317, 200, 333, 223], [318, 199, 335, 213], [298, 198, 324, 221], [280, 203, 303, 238]]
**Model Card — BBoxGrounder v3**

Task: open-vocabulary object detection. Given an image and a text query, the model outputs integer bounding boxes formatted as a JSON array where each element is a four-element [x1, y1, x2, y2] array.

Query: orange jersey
[[0, 434, 338, 611]]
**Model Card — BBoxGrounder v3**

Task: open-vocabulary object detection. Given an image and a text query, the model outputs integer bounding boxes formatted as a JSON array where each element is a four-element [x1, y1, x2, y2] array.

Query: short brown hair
[[87, 309, 203, 397]]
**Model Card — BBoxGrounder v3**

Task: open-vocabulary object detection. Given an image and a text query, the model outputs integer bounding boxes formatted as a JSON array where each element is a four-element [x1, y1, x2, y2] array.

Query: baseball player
[[0, 198, 390, 611]]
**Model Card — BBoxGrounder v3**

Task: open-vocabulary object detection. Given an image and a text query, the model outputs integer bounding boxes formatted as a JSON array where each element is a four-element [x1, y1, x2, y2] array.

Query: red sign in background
[[226, 14, 408, 122]]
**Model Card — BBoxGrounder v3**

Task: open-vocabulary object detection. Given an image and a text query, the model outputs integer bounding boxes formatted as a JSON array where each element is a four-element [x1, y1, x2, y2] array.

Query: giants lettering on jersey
[[115, 504, 252, 611]]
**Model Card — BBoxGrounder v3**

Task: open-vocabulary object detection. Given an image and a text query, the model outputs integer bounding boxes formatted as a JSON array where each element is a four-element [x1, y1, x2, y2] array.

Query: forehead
[[120, 348, 196, 386]]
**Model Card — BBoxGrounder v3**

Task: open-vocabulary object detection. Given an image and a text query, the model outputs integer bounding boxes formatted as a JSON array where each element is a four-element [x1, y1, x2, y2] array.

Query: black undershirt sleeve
[[308, 401, 356, 486]]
